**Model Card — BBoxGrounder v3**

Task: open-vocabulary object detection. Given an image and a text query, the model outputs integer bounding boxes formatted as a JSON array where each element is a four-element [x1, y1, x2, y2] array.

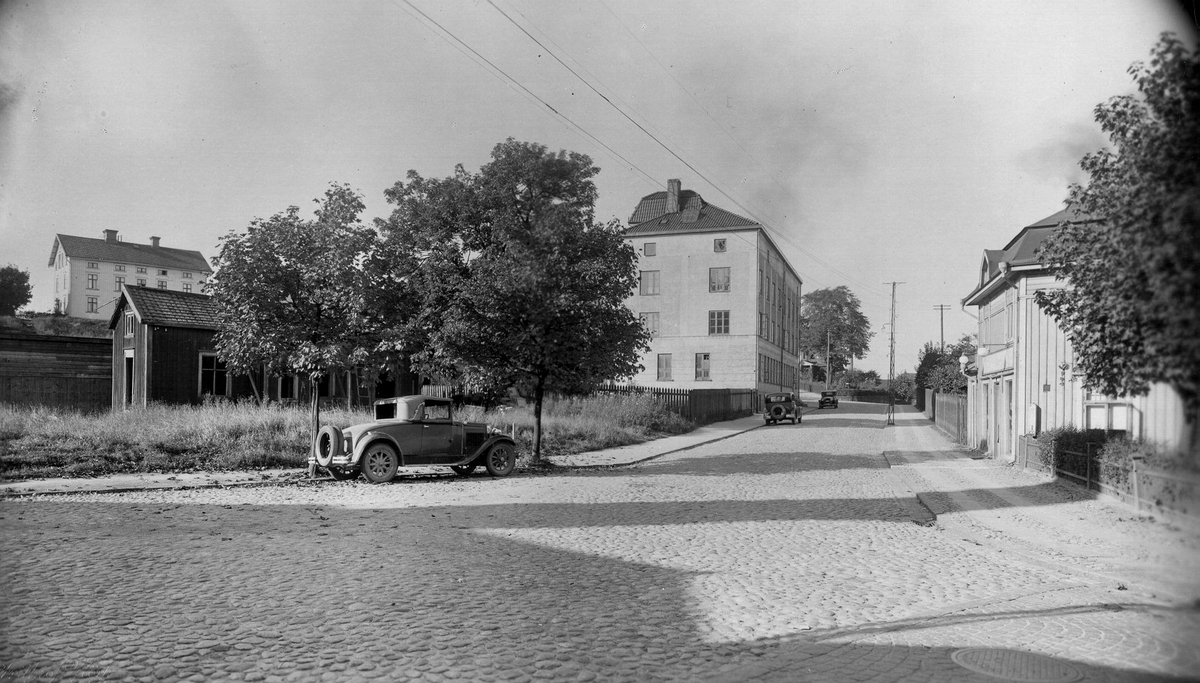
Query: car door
[[418, 403, 462, 463]]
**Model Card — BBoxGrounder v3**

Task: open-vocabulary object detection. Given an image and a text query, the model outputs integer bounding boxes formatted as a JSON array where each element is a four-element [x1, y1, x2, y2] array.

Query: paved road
[[2, 403, 1197, 682]]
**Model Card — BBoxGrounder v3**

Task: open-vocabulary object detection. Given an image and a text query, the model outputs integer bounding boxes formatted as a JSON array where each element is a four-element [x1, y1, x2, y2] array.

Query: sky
[[1, 0, 1195, 375]]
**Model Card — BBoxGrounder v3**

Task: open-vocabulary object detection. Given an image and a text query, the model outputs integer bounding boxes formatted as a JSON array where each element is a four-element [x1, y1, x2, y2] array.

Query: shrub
[[1035, 425, 1110, 473]]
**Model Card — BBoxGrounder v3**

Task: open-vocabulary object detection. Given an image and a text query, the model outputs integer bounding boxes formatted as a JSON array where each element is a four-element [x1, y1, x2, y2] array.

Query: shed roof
[[110, 286, 219, 331], [50, 234, 212, 273]]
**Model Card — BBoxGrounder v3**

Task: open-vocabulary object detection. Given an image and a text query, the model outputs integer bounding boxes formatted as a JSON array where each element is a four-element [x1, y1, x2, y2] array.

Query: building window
[[124, 313, 135, 337], [183, 283, 192, 293], [86, 274, 98, 290], [87, 261, 98, 269], [157, 281, 168, 289], [115, 276, 125, 291], [200, 354, 228, 396], [639, 312, 659, 337], [640, 270, 661, 296], [136, 278, 146, 287], [657, 354, 672, 381], [696, 353, 710, 380], [709, 267, 730, 292], [714, 238, 726, 252], [1084, 391, 1129, 434], [136, 267, 147, 274], [86, 296, 98, 313], [709, 310, 730, 334], [158, 269, 168, 276], [643, 242, 656, 257], [182, 272, 193, 279], [115, 264, 126, 272]]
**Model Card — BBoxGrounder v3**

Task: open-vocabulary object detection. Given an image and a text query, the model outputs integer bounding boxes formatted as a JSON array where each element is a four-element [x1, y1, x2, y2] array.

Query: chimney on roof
[[666, 179, 681, 213], [150, 236, 160, 248], [103, 229, 119, 243]]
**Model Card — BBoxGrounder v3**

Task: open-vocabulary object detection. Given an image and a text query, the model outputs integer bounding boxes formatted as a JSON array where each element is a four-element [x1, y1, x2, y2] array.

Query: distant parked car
[[818, 391, 839, 409], [764, 392, 801, 425], [311, 396, 518, 483]]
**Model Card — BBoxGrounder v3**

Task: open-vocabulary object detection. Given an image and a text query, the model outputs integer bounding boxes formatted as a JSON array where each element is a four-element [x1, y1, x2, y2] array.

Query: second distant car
[[818, 391, 839, 409]]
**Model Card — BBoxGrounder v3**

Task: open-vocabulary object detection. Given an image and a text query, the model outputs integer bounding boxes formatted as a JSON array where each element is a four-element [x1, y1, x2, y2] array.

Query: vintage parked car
[[764, 392, 801, 425], [818, 391, 839, 409], [311, 396, 518, 483]]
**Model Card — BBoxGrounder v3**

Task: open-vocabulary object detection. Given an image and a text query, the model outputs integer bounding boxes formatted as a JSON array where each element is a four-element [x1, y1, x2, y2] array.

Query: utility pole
[[884, 282, 904, 425], [825, 329, 831, 390], [933, 305, 951, 353]]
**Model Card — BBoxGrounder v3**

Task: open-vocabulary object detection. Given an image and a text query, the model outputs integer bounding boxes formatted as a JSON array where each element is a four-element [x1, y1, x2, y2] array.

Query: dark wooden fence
[[0, 333, 111, 413], [595, 383, 756, 424]]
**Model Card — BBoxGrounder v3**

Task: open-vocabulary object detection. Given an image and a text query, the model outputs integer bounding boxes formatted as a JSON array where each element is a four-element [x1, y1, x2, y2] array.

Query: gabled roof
[[625, 189, 759, 237], [963, 207, 1103, 306], [109, 285, 219, 331], [49, 234, 212, 273]]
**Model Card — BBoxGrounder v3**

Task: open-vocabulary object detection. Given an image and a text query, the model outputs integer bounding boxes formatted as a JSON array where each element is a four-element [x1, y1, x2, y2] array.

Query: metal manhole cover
[[951, 648, 1083, 682]]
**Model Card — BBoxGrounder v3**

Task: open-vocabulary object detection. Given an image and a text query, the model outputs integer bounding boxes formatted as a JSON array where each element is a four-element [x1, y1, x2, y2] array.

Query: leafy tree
[[800, 286, 873, 382], [841, 368, 880, 389], [0, 264, 32, 316], [891, 373, 916, 404], [207, 184, 381, 441], [915, 335, 976, 401], [378, 139, 649, 464], [1035, 34, 1200, 423]]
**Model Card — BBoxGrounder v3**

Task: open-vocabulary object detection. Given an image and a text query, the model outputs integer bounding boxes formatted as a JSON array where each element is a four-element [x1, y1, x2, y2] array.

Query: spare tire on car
[[314, 425, 343, 468]]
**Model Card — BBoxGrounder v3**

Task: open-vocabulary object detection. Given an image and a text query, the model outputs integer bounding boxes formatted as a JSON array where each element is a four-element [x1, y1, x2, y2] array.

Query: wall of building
[[0, 333, 111, 412], [969, 272, 1192, 457], [55, 252, 209, 321], [625, 229, 760, 388]]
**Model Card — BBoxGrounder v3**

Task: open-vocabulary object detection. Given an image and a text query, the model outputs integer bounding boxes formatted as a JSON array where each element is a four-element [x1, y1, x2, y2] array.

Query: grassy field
[[0, 394, 693, 480]]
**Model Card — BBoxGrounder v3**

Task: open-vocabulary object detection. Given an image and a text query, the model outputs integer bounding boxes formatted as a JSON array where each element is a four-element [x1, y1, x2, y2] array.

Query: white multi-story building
[[623, 179, 804, 395], [48, 229, 212, 320]]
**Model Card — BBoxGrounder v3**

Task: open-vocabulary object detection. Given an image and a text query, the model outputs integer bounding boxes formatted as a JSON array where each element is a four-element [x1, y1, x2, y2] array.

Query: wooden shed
[[108, 286, 256, 409]]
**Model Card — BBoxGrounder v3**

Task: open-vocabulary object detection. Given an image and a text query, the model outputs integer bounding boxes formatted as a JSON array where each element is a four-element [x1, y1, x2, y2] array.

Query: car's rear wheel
[[484, 443, 516, 477], [451, 464, 477, 477], [361, 443, 399, 484], [328, 467, 358, 481]]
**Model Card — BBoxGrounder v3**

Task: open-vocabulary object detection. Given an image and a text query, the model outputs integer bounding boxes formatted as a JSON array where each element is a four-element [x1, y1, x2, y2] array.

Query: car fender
[[351, 431, 404, 467], [468, 434, 517, 461]]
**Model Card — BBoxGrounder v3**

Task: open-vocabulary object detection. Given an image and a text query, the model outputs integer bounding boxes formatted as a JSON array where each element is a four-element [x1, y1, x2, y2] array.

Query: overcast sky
[[1, 0, 1194, 375]]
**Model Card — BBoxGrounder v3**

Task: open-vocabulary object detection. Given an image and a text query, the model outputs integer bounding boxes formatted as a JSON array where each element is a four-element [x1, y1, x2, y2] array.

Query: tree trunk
[[308, 377, 321, 477], [532, 376, 545, 465], [247, 370, 262, 405]]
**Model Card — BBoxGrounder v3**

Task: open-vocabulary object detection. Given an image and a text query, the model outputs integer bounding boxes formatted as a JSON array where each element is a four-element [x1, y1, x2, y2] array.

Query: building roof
[[963, 207, 1103, 306], [49, 234, 213, 273], [109, 285, 219, 331], [625, 189, 759, 237]]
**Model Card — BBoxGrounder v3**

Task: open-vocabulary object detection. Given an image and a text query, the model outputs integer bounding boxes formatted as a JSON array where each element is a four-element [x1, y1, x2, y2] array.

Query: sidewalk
[[0, 412, 780, 497]]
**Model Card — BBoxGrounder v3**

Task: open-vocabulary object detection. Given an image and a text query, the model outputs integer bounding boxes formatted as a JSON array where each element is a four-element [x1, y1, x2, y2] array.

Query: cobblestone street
[[3, 404, 1198, 682]]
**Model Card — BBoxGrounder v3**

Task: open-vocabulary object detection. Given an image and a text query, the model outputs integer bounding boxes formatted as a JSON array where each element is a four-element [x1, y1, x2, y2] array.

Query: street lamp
[[958, 353, 969, 375]]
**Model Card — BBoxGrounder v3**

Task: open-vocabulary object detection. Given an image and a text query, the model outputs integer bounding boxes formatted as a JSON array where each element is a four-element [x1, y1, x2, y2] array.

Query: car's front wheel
[[361, 443, 399, 484], [484, 443, 516, 477]]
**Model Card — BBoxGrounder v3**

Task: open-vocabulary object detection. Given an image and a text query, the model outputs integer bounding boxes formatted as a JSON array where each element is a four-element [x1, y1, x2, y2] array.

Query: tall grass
[[473, 393, 694, 459], [0, 401, 370, 480], [0, 393, 694, 480]]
